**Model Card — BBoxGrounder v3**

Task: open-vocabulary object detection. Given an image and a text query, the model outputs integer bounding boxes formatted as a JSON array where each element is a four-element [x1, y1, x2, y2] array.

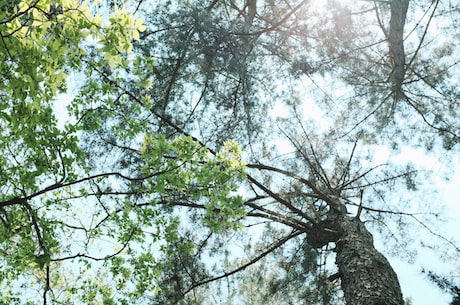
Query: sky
[[392, 167, 460, 304]]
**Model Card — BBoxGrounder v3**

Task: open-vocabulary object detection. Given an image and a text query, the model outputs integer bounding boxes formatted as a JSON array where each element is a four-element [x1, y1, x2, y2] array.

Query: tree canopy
[[1, 0, 459, 304]]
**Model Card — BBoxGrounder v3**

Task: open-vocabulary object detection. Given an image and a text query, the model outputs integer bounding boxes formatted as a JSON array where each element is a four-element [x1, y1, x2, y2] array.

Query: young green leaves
[[141, 135, 246, 231]]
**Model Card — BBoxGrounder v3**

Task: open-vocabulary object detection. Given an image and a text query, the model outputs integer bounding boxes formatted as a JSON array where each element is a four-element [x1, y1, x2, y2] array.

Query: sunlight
[[309, 0, 328, 14]]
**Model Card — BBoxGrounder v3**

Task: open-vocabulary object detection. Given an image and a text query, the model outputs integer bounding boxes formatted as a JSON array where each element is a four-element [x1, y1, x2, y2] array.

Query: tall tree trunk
[[335, 216, 404, 305], [307, 214, 404, 305]]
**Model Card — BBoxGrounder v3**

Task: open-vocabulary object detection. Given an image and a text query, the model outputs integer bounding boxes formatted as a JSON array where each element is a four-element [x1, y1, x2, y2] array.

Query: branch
[[355, 189, 364, 219], [43, 265, 50, 305], [87, 60, 218, 156], [247, 163, 337, 208], [346, 200, 420, 216], [339, 91, 392, 138], [404, 96, 459, 141], [405, 0, 440, 73], [0, 169, 170, 208], [179, 229, 303, 298], [410, 214, 460, 253], [206, 0, 219, 11], [0, 1, 40, 25], [340, 164, 387, 190], [374, 1, 389, 38], [229, 0, 308, 36], [280, 114, 332, 190], [337, 133, 361, 189], [246, 174, 316, 223], [22, 201, 46, 254], [51, 229, 136, 262], [245, 200, 308, 231], [348, 201, 460, 252]]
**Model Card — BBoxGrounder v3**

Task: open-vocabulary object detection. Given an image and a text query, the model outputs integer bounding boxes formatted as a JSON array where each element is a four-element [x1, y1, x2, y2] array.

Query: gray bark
[[307, 215, 404, 305], [335, 216, 404, 305]]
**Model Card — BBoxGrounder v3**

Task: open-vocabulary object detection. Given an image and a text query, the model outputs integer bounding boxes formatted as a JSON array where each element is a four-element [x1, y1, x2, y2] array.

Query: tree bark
[[334, 216, 404, 305], [389, 0, 410, 97]]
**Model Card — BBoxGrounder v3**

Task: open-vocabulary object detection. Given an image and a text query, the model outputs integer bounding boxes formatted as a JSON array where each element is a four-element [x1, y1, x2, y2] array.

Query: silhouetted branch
[[179, 229, 303, 301]]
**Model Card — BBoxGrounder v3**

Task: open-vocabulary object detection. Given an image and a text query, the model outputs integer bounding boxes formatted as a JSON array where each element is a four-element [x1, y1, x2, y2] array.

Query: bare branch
[[180, 229, 303, 298], [405, 0, 440, 73], [337, 134, 361, 190], [246, 174, 316, 224], [245, 200, 308, 231], [0, 169, 172, 209], [51, 229, 136, 262], [247, 163, 332, 206]]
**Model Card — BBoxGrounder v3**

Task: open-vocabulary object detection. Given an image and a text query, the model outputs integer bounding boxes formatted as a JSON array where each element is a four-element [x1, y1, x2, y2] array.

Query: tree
[[1, 0, 459, 304], [424, 270, 460, 305], [0, 0, 151, 303]]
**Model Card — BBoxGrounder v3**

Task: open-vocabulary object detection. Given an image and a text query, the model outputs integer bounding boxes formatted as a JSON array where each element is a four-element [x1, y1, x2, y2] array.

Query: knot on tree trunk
[[307, 219, 340, 249]]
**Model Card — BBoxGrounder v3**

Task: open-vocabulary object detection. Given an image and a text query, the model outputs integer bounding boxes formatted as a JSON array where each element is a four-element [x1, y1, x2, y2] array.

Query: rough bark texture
[[335, 216, 404, 305]]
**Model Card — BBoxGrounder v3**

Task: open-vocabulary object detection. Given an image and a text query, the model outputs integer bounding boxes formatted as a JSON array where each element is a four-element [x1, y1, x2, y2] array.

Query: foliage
[[424, 270, 460, 305], [0, 0, 145, 204], [0, 128, 246, 303], [0, 0, 145, 101]]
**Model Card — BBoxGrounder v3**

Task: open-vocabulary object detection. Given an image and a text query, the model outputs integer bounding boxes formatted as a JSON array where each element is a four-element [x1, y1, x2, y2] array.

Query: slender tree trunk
[[389, 0, 410, 97], [334, 216, 404, 305]]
